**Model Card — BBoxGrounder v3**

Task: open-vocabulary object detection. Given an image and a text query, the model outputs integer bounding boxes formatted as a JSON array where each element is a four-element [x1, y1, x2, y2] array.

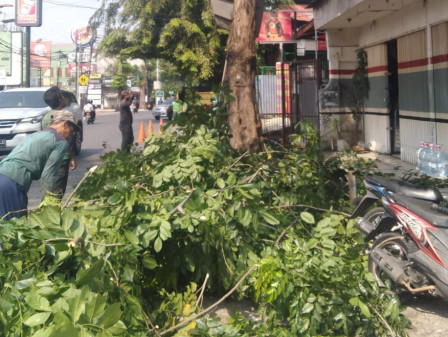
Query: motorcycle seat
[[366, 175, 443, 203], [392, 193, 448, 228]]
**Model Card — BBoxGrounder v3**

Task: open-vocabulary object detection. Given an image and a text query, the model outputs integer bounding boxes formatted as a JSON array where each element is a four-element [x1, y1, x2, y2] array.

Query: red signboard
[[71, 23, 94, 47], [257, 11, 292, 43], [30, 41, 51, 68], [68, 63, 96, 75], [15, 0, 42, 27]]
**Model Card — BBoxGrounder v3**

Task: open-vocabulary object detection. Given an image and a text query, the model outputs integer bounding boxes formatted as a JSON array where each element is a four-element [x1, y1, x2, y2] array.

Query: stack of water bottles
[[417, 142, 448, 178]]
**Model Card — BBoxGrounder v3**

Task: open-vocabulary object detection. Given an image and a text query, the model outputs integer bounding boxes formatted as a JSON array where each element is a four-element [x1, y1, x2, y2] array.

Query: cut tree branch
[[169, 188, 196, 216], [155, 265, 259, 336]]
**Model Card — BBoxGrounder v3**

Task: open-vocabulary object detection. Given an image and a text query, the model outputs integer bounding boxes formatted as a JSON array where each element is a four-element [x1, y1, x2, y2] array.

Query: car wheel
[[155, 116, 160, 121], [73, 128, 83, 155]]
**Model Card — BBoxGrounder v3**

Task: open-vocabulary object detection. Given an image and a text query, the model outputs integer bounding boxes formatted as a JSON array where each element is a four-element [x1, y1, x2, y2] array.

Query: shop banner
[[15, 0, 43, 27], [257, 11, 292, 43], [30, 41, 51, 68]]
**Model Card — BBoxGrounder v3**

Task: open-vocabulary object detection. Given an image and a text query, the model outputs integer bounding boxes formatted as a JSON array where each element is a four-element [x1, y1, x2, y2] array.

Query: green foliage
[[95, 0, 227, 82], [0, 90, 409, 336], [352, 48, 370, 114]]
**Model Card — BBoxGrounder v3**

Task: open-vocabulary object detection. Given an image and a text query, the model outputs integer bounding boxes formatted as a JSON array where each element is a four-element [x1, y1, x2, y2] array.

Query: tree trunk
[[223, 0, 261, 152]]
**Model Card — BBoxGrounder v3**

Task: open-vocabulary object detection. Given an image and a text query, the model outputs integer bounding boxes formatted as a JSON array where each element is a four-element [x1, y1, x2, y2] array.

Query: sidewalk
[[356, 151, 415, 177]]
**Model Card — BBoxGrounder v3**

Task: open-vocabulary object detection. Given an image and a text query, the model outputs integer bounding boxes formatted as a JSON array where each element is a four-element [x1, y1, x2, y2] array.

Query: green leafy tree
[[93, 0, 226, 83]]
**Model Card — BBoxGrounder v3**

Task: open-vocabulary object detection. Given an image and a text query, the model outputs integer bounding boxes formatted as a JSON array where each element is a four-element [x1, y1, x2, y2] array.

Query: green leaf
[[302, 302, 314, 314], [15, 277, 36, 290], [237, 208, 252, 227], [101, 303, 122, 329], [23, 312, 51, 327], [216, 178, 225, 189], [349, 297, 371, 317], [124, 230, 139, 245], [300, 212, 315, 224], [321, 239, 335, 251], [26, 293, 51, 312], [107, 193, 122, 205], [349, 297, 359, 306], [358, 299, 371, 317], [68, 285, 89, 323], [237, 187, 254, 200], [154, 237, 163, 252], [142, 256, 158, 270], [259, 210, 280, 225], [76, 260, 104, 286], [31, 327, 53, 337], [85, 293, 107, 323], [305, 238, 318, 250], [159, 220, 172, 240]]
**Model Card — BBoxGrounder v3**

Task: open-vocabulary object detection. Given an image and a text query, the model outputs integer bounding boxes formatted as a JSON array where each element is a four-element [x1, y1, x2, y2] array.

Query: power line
[[44, 0, 100, 10]]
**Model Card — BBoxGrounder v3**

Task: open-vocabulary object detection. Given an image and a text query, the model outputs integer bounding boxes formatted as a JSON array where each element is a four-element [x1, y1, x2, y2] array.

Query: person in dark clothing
[[42, 86, 77, 198], [119, 90, 134, 152]]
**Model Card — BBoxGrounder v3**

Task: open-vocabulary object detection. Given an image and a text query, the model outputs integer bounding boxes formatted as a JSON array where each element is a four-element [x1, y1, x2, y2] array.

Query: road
[[27, 108, 160, 207]]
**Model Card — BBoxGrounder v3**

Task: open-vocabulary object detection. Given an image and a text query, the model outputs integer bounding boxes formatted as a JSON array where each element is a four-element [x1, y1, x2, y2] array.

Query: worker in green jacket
[[172, 99, 182, 120], [0, 110, 79, 220]]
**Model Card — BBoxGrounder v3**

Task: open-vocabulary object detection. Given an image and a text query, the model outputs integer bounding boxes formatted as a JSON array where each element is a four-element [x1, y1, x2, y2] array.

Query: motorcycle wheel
[[364, 207, 385, 227], [368, 233, 409, 291]]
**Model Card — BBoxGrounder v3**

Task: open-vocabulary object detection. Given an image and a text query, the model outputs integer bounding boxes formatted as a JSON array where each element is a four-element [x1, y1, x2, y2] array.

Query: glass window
[[0, 91, 47, 108]]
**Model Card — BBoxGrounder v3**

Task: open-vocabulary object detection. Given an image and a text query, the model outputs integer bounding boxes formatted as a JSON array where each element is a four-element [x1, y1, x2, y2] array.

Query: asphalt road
[[27, 108, 160, 207]]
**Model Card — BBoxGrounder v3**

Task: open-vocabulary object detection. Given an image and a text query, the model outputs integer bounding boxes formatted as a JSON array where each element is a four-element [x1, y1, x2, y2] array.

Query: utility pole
[[25, 26, 30, 87]]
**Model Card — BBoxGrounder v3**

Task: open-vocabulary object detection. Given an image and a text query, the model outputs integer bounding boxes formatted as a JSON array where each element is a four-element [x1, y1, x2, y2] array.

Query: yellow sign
[[90, 73, 102, 79], [78, 74, 89, 86]]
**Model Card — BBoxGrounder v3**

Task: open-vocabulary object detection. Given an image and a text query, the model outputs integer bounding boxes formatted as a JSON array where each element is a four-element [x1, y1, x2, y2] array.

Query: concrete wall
[[315, 0, 448, 162]]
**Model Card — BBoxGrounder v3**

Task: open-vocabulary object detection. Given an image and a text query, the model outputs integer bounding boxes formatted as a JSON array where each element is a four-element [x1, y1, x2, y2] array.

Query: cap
[[51, 109, 80, 130]]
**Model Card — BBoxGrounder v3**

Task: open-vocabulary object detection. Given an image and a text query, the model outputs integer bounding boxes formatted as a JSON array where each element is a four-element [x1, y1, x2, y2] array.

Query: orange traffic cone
[[137, 121, 146, 142], [147, 120, 153, 138], [158, 118, 163, 135]]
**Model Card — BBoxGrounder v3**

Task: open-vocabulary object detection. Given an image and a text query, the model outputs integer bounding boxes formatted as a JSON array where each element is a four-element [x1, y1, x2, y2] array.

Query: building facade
[[312, 0, 448, 164]]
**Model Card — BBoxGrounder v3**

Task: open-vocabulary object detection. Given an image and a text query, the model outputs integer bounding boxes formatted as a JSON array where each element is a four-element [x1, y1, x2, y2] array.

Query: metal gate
[[256, 61, 325, 145]]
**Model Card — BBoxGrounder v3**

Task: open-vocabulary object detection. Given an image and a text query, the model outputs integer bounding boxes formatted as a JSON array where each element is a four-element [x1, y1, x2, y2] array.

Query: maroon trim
[[431, 54, 448, 64], [329, 69, 356, 75], [366, 65, 387, 73], [398, 58, 429, 69]]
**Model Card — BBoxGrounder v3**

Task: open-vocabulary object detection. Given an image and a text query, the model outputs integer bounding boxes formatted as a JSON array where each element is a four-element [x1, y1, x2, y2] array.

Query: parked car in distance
[[153, 97, 175, 120], [0, 87, 84, 154]]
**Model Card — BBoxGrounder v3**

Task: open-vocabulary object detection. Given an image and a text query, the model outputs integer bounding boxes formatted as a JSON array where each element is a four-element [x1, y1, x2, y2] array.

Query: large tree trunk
[[223, 0, 261, 152]]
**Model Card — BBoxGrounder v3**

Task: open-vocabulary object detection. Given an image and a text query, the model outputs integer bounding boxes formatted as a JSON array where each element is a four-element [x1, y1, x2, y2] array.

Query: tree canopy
[[92, 0, 228, 83]]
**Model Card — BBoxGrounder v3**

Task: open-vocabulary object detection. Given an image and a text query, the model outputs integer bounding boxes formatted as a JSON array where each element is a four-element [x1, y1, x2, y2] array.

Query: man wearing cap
[[0, 110, 79, 220], [42, 86, 77, 198]]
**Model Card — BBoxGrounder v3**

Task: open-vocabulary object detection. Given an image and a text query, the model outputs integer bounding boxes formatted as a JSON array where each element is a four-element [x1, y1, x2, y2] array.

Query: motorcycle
[[351, 175, 443, 231], [84, 109, 96, 125], [131, 100, 139, 113], [352, 175, 448, 300]]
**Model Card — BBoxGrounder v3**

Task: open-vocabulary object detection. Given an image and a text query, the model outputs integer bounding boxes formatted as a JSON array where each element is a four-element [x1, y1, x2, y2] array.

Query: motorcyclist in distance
[[83, 100, 96, 124]]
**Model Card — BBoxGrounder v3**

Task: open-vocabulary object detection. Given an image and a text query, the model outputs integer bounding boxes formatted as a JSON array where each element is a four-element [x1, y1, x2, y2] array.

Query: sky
[[1, 0, 102, 44]]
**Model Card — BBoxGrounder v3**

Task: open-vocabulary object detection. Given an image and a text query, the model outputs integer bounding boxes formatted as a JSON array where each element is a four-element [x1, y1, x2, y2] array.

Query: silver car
[[0, 87, 84, 154], [153, 98, 174, 120]]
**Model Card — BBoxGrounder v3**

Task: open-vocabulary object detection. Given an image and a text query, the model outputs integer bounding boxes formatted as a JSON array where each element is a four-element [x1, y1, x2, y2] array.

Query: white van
[[0, 87, 84, 154]]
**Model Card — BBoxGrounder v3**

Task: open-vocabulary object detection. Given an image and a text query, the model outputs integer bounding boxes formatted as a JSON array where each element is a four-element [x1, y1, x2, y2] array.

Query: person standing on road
[[172, 98, 182, 120], [119, 90, 134, 153], [0, 110, 79, 220], [42, 86, 77, 198]]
